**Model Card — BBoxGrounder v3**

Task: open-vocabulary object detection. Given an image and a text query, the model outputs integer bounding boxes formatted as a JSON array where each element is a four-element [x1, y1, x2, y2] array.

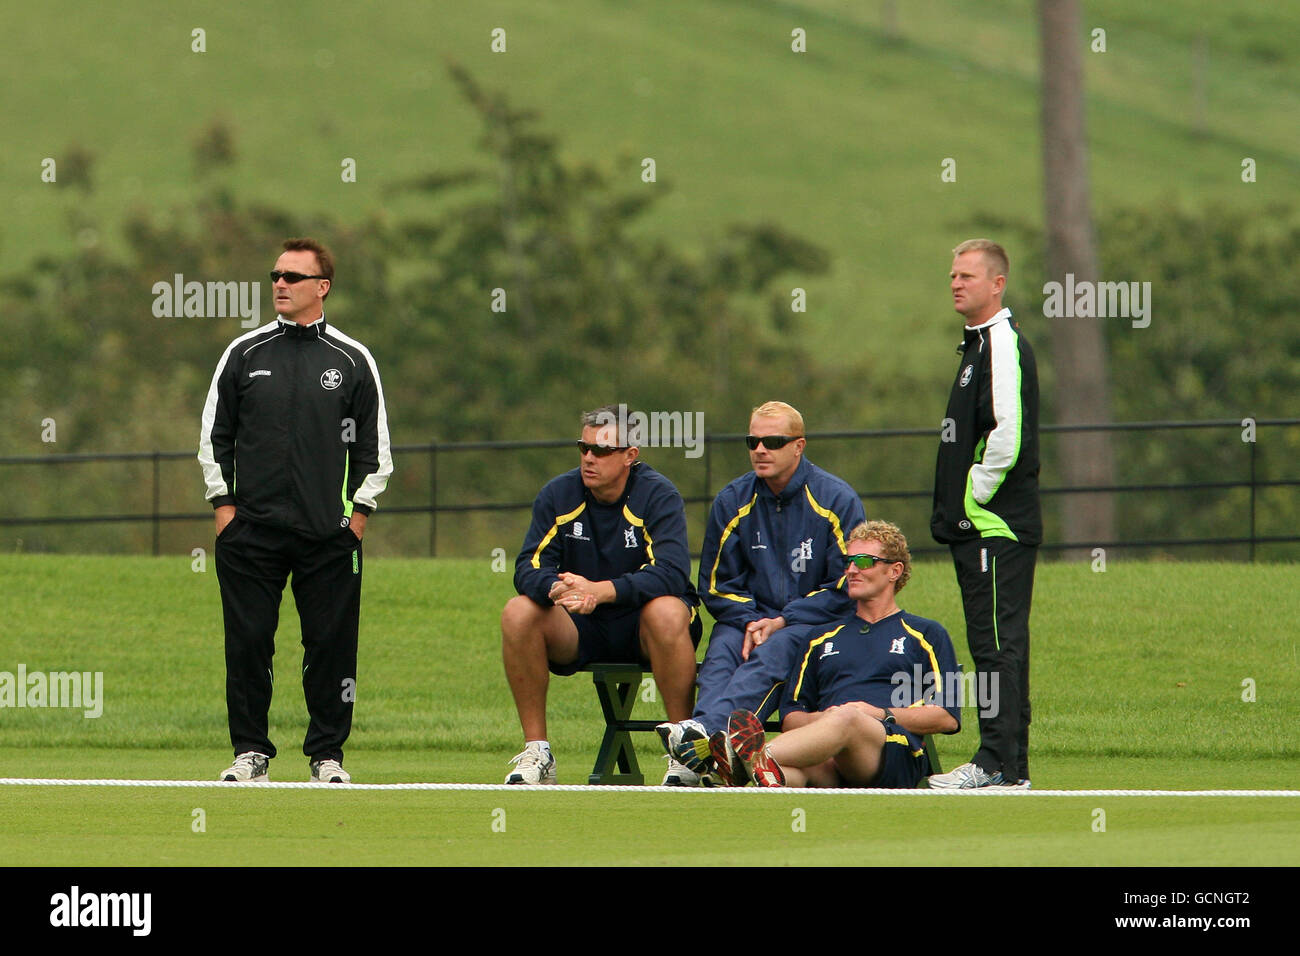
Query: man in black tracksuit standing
[[198, 238, 393, 784], [929, 239, 1040, 790]]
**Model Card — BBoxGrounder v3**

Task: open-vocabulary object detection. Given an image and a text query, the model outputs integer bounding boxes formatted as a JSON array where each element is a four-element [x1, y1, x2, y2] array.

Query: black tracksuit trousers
[[215, 515, 362, 764], [950, 537, 1035, 783]]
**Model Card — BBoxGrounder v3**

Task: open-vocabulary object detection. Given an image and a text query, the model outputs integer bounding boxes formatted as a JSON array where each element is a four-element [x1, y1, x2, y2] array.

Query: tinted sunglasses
[[845, 553, 897, 570], [745, 435, 798, 451], [270, 271, 328, 284], [576, 441, 628, 457]]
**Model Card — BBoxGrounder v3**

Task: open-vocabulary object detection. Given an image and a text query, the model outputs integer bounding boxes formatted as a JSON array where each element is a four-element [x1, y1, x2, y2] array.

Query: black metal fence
[[2, 419, 1297, 560]]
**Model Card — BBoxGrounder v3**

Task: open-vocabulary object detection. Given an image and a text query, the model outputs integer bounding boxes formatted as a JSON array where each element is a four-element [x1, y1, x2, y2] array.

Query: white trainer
[[926, 761, 1004, 790], [656, 719, 712, 775], [505, 742, 557, 785], [661, 756, 703, 787], [310, 758, 351, 783], [220, 752, 269, 782]]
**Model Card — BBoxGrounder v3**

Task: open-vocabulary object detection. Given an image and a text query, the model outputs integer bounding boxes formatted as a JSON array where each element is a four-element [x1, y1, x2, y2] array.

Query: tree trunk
[[1038, 0, 1116, 556]]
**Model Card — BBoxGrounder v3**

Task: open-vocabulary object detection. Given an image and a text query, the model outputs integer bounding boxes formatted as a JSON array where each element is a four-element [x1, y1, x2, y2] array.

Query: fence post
[[152, 451, 161, 557], [703, 432, 713, 531], [1249, 435, 1257, 563], [428, 440, 438, 558]]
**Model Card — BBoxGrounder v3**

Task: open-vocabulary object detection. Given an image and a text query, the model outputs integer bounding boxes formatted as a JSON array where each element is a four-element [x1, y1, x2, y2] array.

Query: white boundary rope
[[1, 778, 1297, 796]]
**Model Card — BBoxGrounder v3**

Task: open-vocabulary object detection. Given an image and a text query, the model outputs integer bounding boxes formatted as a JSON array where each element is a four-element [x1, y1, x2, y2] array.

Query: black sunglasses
[[270, 271, 328, 284], [845, 553, 897, 570], [745, 434, 798, 451], [576, 441, 628, 457]]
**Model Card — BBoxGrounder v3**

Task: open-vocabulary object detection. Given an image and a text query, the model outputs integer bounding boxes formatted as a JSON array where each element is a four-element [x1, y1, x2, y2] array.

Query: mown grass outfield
[[1, 554, 1298, 866]]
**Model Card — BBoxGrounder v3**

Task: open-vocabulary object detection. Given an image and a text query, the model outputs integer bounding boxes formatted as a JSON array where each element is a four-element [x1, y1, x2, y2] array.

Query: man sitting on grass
[[712, 520, 962, 788]]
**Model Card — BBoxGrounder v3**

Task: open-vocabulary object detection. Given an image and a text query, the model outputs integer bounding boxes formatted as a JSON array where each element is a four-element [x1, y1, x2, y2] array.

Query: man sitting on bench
[[501, 405, 701, 785], [714, 521, 962, 788], [657, 401, 864, 784]]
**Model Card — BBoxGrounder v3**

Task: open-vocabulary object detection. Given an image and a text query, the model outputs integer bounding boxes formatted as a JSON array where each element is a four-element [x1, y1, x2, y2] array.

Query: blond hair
[[952, 238, 1009, 281], [750, 401, 805, 437], [848, 520, 912, 592]]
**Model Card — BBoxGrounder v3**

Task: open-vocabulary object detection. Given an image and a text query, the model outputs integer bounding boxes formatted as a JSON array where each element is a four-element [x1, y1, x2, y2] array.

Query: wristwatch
[[881, 708, 896, 725]]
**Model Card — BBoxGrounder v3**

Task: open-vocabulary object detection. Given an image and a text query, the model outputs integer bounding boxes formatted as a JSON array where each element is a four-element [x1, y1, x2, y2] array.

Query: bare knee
[[638, 597, 691, 650], [504, 596, 581, 669], [502, 595, 547, 646], [833, 706, 884, 742]]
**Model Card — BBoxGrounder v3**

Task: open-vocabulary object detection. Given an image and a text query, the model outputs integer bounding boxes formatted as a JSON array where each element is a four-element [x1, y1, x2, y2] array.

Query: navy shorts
[[549, 599, 702, 677], [867, 729, 930, 789]]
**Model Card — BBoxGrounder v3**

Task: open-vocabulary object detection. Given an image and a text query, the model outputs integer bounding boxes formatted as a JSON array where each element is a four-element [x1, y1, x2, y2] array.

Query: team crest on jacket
[[959, 364, 974, 387], [623, 527, 638, 548], [321, 369, 343, 390], [889, 637, 906, 654]]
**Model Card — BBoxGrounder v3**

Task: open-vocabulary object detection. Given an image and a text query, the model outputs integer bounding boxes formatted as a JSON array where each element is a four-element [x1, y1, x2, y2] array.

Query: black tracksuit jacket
[[198, 316, 393, 539]]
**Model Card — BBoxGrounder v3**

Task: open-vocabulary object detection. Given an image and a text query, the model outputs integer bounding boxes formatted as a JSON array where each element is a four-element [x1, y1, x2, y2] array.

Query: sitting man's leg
[[500, 594, 580, 784], [637, 596, 698, 724], [726, 706, 895, 788], [698, 623, 814, 734], [692, 622, 746, 732], [660, 622, 813, 778], [768, 706, 886, 787], [638, 596, 706, 785]]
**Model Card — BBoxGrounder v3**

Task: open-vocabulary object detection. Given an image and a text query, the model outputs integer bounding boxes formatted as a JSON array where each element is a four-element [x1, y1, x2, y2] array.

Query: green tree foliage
[[0, 68, 830, 555], [5, 68, 1295, 559], [1099, 202, 1300, 557], [969, 201, 1300, 557], [373, 65, 829, 445]]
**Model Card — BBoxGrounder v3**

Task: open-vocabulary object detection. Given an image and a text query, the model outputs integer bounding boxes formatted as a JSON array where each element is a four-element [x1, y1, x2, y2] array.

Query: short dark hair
[[581, 405, 621, 430], [282, 237, 334, 298], [581, 404, 628, 447]]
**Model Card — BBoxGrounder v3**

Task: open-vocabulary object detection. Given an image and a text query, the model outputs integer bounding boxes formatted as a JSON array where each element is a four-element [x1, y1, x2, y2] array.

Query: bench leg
[[588, 667, 645, 786], [923, 734, 942, 775]]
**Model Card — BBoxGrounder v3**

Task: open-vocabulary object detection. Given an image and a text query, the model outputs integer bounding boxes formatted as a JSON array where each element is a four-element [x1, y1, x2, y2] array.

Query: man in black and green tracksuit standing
[[929, 239, 1040, 790]]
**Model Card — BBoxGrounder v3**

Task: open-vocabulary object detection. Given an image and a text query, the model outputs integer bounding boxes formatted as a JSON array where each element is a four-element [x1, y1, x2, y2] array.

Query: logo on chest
[[959, 364, 974, 387], [889, 637, 907, 655], [624, 527, 639, 549], [321, 369, 343, 390]]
